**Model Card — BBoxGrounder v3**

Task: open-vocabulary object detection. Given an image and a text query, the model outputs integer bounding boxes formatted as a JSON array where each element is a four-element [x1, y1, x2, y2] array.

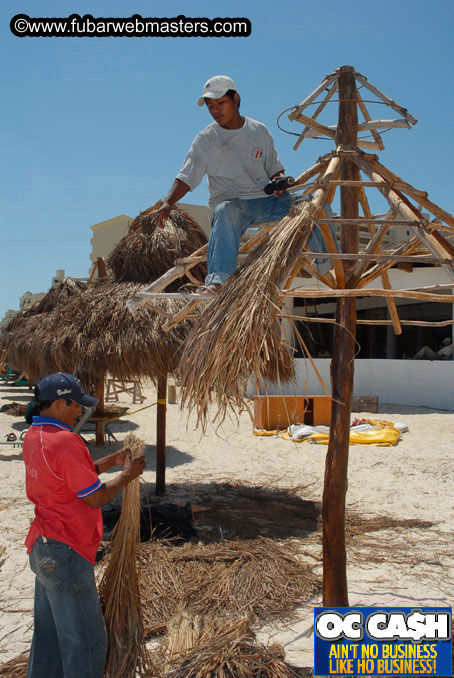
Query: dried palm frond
[[108, 201, 207, 287], [98, 434, 147, 678], [138, 536, 319, 632], [179, 201, 318, 430], [153, 615, 297, 677], [0, 278, 86, 378], [0, 651, 28, 678], [0, 204, 205, 384], [33, 278, 86, 314], [2, 280, 196, 385]]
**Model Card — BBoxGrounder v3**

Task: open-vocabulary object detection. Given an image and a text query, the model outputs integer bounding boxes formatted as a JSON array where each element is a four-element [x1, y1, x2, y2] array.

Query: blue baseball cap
[[37, 373, 98, 408]]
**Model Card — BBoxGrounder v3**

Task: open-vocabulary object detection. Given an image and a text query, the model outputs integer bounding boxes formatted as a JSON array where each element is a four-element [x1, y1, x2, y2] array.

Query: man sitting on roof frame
[[157, 75, 330, 296]]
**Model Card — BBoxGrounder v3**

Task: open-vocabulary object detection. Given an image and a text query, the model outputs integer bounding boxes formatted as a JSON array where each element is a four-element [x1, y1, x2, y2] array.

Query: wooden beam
[[357, 119, 411, 131], [292, 111, 336, 138], [349, 210, 393, 281], [95, 376, 105, 447], [294, 80, 338, 150], [322, 65, 358, 608], [155, 374, 167, 496], [296, 251, 447, 264], [294, 155, 333, 185], [280, 314, 454, 328], [366, 155, 454, 227], [301, 127, 383, 150], [355, 90, 384, 150], [357, 237, 422, 288], [315, 218, 422, 226], [276, 155, 343, 293], [162, 298, 203, 332], [127, 243, 208, 312], [357, 188, 402, 334], [284, 286, 454, 303], [352, 153, 454, 281], [317, 203, 346, 288], [288, 72, 338, 119], [296, 258, 337, 289], [356, 140, 383, 151], [354, 73, 418, 125], [97, 258, 107, 278]]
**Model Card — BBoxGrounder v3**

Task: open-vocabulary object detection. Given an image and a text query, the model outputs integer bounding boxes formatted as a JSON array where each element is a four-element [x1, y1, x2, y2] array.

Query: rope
[[100, 398, 167, 422]]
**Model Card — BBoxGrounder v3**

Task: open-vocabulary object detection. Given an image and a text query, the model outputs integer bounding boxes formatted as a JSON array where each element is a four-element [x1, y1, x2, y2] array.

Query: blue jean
[[27, 536, 107, 678], [206, 193, 332, 286]]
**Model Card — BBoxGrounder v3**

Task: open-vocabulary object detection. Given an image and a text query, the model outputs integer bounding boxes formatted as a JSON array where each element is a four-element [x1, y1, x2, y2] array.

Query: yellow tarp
[[254, 419, 402, 447]]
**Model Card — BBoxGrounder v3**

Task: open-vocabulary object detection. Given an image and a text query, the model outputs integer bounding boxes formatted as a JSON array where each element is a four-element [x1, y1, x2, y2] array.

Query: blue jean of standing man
[[27, 536, 107, 678], [206, 193, 331, 286]]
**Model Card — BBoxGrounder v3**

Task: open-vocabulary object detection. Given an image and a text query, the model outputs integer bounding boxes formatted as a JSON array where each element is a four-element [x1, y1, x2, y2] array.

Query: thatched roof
[[1, 204, 208, 384], [108, 201, 207, 287], [31, 280, 196, 384], [0, 278, 87, 375]]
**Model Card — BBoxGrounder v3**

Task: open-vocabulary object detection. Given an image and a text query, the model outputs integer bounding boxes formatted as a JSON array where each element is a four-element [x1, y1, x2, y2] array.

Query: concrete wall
[[248, 359, 454, 411]]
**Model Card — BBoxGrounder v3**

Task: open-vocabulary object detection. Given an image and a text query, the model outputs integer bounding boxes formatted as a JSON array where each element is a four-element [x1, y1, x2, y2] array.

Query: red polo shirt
[[23, 417, 103, 564]]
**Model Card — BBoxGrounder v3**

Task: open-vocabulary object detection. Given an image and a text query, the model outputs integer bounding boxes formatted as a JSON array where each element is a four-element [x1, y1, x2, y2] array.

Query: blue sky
[[2, 0, 454, 317]]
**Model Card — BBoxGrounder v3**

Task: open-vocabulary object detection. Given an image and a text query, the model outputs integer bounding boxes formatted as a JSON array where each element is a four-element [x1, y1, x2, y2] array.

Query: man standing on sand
[[157, 75, 329, 296], [23, 373, 146, 678]]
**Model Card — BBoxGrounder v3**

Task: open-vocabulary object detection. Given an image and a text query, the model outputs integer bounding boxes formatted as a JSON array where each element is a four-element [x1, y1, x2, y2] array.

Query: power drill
[[264, 175, 295, 195]]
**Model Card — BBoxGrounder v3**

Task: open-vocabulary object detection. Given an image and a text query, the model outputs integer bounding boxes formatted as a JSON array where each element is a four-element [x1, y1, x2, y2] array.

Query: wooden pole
[[95, 375, 105, 447], [322, 66, 359, 606], [155, 373, 167, 496]]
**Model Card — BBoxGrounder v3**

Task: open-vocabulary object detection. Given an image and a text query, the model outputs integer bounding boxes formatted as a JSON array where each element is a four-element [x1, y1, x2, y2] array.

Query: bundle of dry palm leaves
[[152, 614, 297, 677], [98, 433, 148, 678], [138, 536, 319, 633], [107, 201, 207, 287], [179, 201, 318, 429]]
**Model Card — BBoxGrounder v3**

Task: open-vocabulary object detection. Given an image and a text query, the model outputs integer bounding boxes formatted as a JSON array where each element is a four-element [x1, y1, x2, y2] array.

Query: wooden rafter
[[365, 154, 454, 227], [288, 72, 338, 119], [352, 153, 454, 282], [354, 73, 418, 125], [355, 188, 402, 334], [284, 284, 454, 303], [279, 314, 454, 328], [355, 90, 384, 150], [294, 80, 338, 151]]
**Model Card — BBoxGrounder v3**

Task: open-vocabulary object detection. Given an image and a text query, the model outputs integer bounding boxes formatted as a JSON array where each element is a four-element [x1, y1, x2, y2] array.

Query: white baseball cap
[[442, 337, 452, 344], [197, 75, 237, 106]]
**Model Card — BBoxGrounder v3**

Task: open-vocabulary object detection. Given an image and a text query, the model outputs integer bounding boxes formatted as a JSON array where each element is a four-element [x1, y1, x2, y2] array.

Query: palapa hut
[[4, 203, 208, 493], [0, 277, 86, 380], [130, 68, 454, 607]]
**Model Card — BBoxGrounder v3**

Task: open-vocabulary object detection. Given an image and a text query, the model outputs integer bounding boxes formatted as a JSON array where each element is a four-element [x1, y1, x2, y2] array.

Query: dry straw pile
[[138, 536, 319, 633], [98, 433, 148, 678], [152, 613, 298, 677], [179, 201, 318, 429]]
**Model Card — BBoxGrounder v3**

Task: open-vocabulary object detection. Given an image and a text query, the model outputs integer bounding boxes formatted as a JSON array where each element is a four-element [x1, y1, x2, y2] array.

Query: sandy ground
[[0, 379, 453, 669]]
